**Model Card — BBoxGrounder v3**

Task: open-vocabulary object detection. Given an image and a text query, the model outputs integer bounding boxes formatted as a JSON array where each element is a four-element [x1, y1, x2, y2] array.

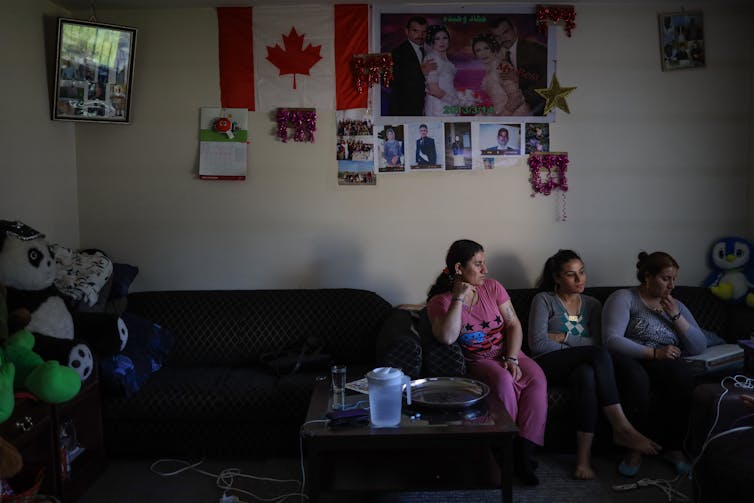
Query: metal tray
[[408, 377, 490, 408]]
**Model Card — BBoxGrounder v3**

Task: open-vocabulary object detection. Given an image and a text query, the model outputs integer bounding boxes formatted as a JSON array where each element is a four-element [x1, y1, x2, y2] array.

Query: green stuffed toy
[[1, 330, 82, 423], [1, 285, 81, 424]]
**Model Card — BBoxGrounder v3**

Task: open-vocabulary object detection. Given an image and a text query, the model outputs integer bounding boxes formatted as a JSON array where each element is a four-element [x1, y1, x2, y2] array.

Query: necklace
[[557, 293, 582, 322]]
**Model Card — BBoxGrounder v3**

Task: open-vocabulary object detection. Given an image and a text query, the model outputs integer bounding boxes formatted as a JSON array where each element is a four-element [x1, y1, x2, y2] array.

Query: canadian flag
[[217, 5, 368, 112]]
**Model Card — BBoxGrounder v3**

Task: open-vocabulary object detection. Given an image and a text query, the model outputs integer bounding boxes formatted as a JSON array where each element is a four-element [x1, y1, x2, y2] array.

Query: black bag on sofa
[[260, 335, 333, 376]]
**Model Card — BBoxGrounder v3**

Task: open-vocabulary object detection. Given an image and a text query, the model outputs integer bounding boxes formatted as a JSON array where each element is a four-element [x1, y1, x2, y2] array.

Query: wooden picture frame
[[53, 18, 137, 123], [658, 11, 704, 71]]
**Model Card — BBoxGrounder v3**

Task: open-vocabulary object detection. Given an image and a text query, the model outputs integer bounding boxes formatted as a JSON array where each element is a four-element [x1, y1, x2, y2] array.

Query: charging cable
[[698, 375, 753, 454], [685, 374, 754, 502], [614, 375, 754, 501]]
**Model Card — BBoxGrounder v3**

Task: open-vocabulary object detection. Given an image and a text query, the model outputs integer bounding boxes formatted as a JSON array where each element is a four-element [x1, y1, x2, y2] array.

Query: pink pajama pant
[[468, 353, 547, 445]]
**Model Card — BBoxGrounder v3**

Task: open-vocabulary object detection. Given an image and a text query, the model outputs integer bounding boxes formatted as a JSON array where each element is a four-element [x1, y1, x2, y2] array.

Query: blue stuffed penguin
[[703, 236, 754, 307]]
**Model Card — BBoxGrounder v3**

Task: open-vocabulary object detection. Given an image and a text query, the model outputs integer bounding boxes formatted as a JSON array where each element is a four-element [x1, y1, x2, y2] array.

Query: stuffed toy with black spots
[[0, 221, 127, 380]]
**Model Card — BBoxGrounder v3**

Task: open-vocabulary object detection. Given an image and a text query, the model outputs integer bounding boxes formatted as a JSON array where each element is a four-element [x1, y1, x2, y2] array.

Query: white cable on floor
[[150, 454, 309, 503]]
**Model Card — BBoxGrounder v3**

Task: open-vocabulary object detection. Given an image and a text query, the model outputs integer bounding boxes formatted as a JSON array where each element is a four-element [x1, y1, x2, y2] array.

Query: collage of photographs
[[337, 111, 550, 186]]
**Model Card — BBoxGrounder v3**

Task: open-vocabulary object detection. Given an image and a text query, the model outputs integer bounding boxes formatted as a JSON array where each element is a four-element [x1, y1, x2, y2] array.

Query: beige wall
[[0, 0, 79, 246], [5, 2, 754, 305]]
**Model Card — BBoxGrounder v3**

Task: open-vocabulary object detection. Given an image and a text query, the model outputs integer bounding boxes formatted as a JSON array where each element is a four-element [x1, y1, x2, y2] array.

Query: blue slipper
[[662, 456, 691, 475], [618, 460, 641, 477]]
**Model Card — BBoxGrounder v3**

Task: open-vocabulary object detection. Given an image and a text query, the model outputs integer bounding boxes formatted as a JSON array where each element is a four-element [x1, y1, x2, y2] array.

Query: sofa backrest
[[125, 289, 392, 367]]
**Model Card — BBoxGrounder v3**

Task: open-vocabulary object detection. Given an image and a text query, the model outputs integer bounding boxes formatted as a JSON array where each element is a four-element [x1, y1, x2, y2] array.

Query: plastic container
[[366, 367, 411, 427]]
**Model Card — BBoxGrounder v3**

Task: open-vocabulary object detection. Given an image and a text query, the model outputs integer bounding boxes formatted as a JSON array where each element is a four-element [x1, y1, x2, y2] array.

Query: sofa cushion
[[99, 312, 175, 398], [417, 308, 466, 377], [375, 308, 423, 378], [375, 308, 466, 378], [109, 263, 139, 299]]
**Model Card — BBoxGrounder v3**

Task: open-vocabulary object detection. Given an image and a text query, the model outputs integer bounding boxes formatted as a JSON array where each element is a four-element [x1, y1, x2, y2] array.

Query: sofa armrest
[[375, 307, 466, 379], [415, 308, 466, 377], [724, 304, 754, 343], [375, 308, 423, 379]]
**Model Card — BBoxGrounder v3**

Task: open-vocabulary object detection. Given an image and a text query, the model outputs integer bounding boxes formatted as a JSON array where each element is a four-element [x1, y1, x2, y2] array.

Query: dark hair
[[426, 25, 450, 45], [536, 250, 582, 292], [636, 251, 679, 283], [385, 127, 395, 136], [497, 127, 508, 137], [419, 124, 428, 130], [406, 16, 428, 29], [471, 33, 499, 55], [427, 239, 484, 301], [490, 17, 516, 32]]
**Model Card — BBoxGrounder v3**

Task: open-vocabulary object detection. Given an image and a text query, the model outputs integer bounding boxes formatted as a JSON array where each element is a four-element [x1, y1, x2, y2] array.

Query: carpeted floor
[[76, 451, 693, 503]]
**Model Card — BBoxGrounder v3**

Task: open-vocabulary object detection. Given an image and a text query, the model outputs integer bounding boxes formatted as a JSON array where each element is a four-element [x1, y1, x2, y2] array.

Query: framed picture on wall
[[375, 6, 554, 122], [53, 18, 137, 123], [658, 11, 704, 71]]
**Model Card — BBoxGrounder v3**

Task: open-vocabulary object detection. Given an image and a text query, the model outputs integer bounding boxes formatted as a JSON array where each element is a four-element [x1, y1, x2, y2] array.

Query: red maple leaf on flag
[[266, 27, 323, 90]]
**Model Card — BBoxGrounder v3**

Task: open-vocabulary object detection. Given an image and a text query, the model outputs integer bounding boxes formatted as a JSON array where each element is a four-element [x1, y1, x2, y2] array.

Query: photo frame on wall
[[375, 6, 554, 123], [53, 18, 137, 123], [658, 11, 704, 71]]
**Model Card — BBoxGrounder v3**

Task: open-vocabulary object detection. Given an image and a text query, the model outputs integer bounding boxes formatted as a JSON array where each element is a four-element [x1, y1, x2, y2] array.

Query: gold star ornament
[[535, 74, 576, 115]]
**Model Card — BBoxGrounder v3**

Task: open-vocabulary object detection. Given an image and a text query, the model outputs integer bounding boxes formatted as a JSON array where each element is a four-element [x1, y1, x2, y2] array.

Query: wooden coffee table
[[300, 377, 517, 502]]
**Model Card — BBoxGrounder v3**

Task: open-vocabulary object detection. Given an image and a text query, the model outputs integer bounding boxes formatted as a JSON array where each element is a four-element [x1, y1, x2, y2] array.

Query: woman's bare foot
[[574, 431, 595, 480], [574, 463, 595, 480], [613, 425, 660, 455]]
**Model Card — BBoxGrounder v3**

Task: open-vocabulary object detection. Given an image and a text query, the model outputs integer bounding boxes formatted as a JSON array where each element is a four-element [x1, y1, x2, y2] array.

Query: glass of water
[[331, 364, 347, 410]]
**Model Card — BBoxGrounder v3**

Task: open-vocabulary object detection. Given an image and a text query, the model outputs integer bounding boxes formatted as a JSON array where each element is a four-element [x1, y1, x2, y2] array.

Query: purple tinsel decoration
[[276, 109, 317, 143]]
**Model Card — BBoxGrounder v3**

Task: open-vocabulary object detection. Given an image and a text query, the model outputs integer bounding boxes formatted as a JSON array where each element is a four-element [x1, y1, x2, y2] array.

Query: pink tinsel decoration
[[528, 152, 569, 221]]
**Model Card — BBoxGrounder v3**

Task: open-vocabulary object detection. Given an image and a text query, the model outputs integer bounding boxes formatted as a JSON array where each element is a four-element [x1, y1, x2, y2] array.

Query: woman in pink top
[[426, 239, 547, 486]]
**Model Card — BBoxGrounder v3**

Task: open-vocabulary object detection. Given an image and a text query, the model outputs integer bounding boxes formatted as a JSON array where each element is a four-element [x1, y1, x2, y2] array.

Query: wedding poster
[[377, 8, 552, 121]]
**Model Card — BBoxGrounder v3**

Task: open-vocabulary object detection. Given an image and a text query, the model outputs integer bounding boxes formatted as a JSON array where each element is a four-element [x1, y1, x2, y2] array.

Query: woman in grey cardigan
[[529, 249, 658, 479], [603, 250, 706, 477]]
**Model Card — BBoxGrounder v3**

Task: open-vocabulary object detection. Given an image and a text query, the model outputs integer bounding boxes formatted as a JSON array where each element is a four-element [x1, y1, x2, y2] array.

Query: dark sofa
[[375, 285, 754, 449], [101, 289, 392, 457]]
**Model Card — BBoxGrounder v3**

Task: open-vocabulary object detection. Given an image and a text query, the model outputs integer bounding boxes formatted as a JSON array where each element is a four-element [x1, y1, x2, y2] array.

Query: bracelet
[[452, 297, 464, 303], [670, 312, 682, 321], [504, 356, 519, 364]]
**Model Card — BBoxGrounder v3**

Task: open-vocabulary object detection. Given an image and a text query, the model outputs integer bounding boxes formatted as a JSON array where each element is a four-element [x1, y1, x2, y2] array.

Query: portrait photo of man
[[481, 125, 521, 156], [415, 123, 437, 165]]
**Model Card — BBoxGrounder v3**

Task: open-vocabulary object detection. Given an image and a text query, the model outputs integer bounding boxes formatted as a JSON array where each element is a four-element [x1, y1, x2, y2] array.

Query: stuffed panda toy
[[704, 236, 754, 307], [0, 220, 128, 380]]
